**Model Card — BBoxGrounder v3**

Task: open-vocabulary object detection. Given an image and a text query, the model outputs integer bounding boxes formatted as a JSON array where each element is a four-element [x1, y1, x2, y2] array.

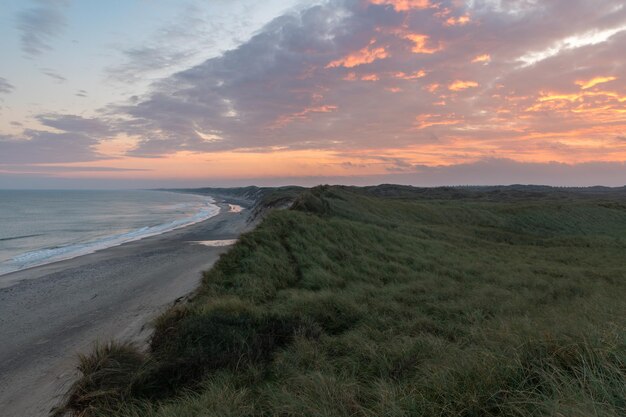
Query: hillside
[[56, 185, 626, 417]]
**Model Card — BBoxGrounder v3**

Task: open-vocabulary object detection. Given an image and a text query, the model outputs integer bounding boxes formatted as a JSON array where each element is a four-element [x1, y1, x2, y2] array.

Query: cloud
[[36, 114, 114, 134], [16, 0, 67, 57], [41, 68, 67, 83], [444, 14, 471, 26], [349, 154, 416, 172], [0, 131, 100, 164], [393, 70, 426, 79], [448, 80, 479, 91], [112, 0, 439, 155], [4, 158, 625, 189], [100, 0, 624, 165], [0, 77, 15, 95], [370, 0, 434, 12], [107, 45, 196, 84], [0, 165, 150, 174], [403, 33, 441, 54], [576, 75, 617, 89], [471, 54, 490, 64], [6, 0, 626, 185], [105, 2, 245, 84], [403, 158, 626, 187], [0, 114, 112, 164], [326, 43, 389, 68], [256, 158, 626, 187]]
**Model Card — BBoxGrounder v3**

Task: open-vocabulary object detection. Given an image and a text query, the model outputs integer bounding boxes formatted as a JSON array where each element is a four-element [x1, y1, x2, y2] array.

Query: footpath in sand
[[0, 201, 250, 417]]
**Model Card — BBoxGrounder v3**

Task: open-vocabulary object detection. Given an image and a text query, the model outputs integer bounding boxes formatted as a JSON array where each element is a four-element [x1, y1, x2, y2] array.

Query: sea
[[0, 190, 220, 277]]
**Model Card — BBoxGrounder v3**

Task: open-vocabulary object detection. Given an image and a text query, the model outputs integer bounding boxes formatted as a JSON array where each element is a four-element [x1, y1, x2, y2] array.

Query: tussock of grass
[[51, 341, 146, 416], [55, 185, 626, 416]]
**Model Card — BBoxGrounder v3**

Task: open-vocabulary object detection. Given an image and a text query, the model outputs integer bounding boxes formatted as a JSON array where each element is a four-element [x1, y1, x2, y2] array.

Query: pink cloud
[[403, 33, 442, 54], [449, 80, 479, 91], [445, 14, 471, 26], [471, 54, 491, 64], [326, 41, 389, 68]]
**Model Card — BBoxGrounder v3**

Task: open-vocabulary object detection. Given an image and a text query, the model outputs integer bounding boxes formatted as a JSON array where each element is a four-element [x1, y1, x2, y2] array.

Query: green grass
[[55, 185, 626, 416]]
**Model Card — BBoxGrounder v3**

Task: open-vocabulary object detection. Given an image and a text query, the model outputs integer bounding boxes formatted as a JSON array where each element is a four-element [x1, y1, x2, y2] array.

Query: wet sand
[[0, 200, 251, 417]]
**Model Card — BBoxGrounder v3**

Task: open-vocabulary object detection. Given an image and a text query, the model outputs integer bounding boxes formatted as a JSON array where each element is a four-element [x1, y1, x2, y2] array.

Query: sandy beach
[[0, 200, 251, 417]]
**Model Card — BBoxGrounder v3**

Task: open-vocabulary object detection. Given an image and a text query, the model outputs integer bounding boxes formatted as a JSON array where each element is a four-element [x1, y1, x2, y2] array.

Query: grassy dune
[[55, 185, 626, 417]]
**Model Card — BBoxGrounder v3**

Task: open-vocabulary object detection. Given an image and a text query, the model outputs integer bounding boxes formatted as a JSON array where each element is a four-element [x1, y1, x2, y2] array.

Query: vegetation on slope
[[55, 185, 626, 417], [174, 186, 306, 221]]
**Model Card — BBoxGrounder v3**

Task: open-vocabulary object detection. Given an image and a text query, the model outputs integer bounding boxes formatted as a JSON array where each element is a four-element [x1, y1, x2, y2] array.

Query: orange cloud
[[272, 105, 338, 128], [344, 73, 381, 81], [370, 0, 433, 11], [326, 43, 389, 68], [525, 89, 626, 115], [576, 76, 617, 90], [425, 83, 440, 93], [414, 113, 462, 129], [404, 34, 441, 54], [472, 54, 491, 64], [449, 80, 479, 91], [445, 14, 471, 26], [361, 74, 380, 81], [394, 70, 426, 79]]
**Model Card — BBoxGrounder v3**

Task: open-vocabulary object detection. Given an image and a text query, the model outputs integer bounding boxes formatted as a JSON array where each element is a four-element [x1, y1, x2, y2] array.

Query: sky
[[0, 0, 625, 188]]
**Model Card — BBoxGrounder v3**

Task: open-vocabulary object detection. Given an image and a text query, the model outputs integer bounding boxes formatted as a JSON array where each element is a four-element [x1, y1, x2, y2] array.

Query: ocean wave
[[0, 234, 45, 242], [0, 199, 220, 277]]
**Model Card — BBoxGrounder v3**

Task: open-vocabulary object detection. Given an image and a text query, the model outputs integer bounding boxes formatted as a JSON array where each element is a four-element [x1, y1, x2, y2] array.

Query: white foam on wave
[[0, 198, 220, 277]]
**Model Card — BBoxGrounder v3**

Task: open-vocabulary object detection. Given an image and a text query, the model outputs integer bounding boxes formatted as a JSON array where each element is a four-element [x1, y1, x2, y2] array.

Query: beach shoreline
[[0, 192, 222, 283], [0, 198, 252, 417]]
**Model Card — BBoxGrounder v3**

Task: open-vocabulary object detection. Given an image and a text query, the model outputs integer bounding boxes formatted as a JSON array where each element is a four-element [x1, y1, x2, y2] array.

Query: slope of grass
[[55, 185, 626, 417]]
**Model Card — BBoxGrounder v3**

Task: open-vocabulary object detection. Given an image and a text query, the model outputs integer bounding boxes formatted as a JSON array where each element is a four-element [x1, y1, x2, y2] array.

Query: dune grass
[[55, 185, 626, 416]]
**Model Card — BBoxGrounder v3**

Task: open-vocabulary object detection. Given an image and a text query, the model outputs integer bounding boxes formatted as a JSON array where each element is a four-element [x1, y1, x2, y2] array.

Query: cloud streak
[[0, 77, 15, 95], [0, 165, 150, 174], [0, 114, 113, 163], [16, 0, 67, 57], [41, 68, 67, 83]]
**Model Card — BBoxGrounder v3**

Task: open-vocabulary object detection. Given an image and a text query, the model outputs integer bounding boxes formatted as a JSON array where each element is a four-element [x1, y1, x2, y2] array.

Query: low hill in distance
[[57, 185, 626, 417]]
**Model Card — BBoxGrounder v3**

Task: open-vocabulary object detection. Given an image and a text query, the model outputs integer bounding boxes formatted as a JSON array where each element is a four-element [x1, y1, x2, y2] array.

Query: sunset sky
[[1, 0, 625, 188]]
